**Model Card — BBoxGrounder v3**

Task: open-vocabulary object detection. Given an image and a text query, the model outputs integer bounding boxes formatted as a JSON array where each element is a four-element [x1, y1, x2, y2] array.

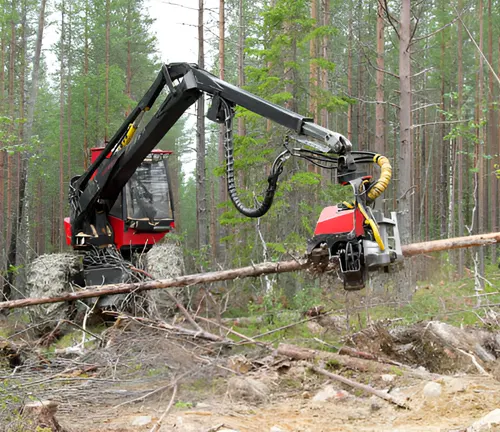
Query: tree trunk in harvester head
[[196, 0, 208, 253]]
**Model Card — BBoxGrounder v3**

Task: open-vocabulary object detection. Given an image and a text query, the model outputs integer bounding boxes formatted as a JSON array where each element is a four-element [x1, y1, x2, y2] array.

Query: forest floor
[[1, 311, 500, 432], [61, 370, 500, 432]]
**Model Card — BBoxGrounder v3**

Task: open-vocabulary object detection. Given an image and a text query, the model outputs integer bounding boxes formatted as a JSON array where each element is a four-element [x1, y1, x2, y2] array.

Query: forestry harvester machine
[[28, 62, 402, 316]]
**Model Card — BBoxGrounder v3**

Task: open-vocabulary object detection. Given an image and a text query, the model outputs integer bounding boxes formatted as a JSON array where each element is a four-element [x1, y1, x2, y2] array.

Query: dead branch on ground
[[108, 313, 232, 345], [308, 363, 410, 409]]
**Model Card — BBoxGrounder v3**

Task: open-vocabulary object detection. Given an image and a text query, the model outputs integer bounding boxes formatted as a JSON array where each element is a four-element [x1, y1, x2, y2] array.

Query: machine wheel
[[138, 243, 186, 316], [26, 253, 84, 325]]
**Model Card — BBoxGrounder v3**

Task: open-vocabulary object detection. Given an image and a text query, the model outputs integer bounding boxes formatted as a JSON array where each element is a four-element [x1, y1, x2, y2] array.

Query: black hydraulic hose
[[222, 99, 283, 218]]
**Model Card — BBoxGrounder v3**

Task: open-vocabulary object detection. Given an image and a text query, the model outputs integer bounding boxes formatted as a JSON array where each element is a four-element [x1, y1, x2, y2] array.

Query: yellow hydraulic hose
[[357, 202, 385, 251], [367, 154, 392, 201]]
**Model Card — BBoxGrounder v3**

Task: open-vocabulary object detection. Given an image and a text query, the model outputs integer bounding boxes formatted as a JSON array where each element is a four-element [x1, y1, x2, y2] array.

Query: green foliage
[[174, 401, 194, 409], [292, 283, 324, 311]]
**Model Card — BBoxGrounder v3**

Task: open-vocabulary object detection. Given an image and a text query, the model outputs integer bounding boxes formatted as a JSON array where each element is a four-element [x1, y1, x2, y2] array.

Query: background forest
[[0, 0, 498, 305]]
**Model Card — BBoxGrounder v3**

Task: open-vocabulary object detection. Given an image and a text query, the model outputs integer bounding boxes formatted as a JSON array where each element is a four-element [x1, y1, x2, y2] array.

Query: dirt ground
[[2, 322, 500, 432], [61, 373, 500, 432]]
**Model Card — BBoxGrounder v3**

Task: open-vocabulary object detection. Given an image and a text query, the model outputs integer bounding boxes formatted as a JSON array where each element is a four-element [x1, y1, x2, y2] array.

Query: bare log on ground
[[2, 231, 500, 311], [276, 343, 434, 379], [308, 364, 410, 409]]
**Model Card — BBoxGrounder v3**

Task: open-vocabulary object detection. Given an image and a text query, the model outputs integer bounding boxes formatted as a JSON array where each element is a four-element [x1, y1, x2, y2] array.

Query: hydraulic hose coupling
[[367, 154, 392, 201]]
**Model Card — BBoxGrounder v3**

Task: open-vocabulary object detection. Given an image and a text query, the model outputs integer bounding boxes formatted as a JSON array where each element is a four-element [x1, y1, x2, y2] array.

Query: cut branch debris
[[2, 232, 500, 310]]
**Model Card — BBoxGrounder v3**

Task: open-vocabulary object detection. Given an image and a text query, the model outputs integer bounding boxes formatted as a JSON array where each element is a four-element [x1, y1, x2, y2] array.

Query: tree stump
[[21, 400, 67, 432]]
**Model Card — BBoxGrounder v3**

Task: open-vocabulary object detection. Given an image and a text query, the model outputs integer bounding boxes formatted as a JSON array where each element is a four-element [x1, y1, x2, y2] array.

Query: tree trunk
[[347, 10, 353, 142], [217, 0, 225, 261], [196, 0, 208, 253], [320, 0, 329, 128], [439, 30, 447, 239], [398, 0, 412, 244], [0, 32, 5, 279], [456, 0, 464, 275], [83, 0, 89, 169], [66, 2, 72, 180], [126, 0, 132, 110], [309, 0, 318, 120], [375, 0, 385, 155], [477, 0, 485, 288], [7, 0, 28, 296], [487, 0, 496, 262], [58, 0, 66, 251], [19, 0, 46, 279], [104, 0, 110, 141], [5, 0, 16, 261]]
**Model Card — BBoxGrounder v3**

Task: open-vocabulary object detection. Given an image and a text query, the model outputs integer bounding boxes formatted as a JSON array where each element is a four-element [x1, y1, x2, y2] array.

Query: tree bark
[[0, 260, 310, 310], [457, 0, 464, 275], [398, 0, 412, 244], [196, 0, 208, 252], [309, 0, 318, 120], [104, 0, 110, 141], [320, 0, 329, 128], [66, 2, 72, 180], [487, 0, 496, 262], [217, 0, 225, 260], [5, 0, 16, 263], [83, 0, 89, 169], [58, 0, 66, 251], [375, 0, 385, 155], [477, 0, 485, 287], [347, 10, 353, 142], [126, 0, 132, 110]]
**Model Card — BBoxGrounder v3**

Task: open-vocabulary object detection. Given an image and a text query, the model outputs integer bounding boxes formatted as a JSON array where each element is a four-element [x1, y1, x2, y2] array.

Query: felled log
[[401, 231, 500, 257], [277, 343, 402, 375], [2, 231, 500, 311], [0, 260, 309, 311]]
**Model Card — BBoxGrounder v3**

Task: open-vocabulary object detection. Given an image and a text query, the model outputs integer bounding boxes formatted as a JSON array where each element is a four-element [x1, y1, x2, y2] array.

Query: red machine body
[[314, 205, 365, 237]]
